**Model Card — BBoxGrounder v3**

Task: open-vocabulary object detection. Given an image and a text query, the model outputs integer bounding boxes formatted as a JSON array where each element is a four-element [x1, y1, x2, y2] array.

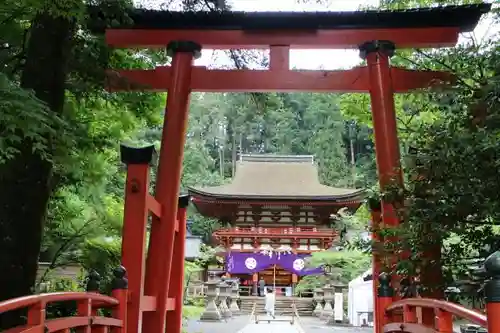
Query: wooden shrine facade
[[189, 154, 364, 288], [214, 226, 338, 252], [189, 154, 364, 251]]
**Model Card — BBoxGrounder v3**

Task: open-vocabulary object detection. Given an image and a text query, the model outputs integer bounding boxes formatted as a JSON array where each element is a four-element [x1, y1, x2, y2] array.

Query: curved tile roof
[[89, 4, 490, 33], [188, 154, 364, 201]]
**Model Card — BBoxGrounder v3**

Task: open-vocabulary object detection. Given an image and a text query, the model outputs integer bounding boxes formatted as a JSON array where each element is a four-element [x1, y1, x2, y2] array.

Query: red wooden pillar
[[120, 144, 155, 333], [360, 40, 404, 297], [165, 194, 190, 333], [377, 273, 394, 333], [485, 251, 500, 333], [369, 199, 382, 333], [143, 41, 201, 333], [420, 239, 444, 326]]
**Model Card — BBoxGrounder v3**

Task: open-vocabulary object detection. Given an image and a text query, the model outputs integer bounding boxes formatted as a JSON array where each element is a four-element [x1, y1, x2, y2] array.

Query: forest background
[[0, 0, 499, 326]]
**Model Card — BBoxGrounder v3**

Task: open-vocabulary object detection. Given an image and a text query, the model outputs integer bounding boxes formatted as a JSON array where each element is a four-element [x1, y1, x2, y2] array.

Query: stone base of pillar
[[219, 299, 232, 318], [320, 302, 334, 321], [326, 314, 347, 325], [200, 300, 222, 322], [229, 300, 240, 314], [313, 303, 323, 317]]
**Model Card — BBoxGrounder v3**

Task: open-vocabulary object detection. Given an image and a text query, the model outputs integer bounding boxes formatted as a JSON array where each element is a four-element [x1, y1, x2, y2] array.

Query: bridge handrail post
[[485, 251, 500, 333], [377, 272, 394, 333], [111, 266, 129, 333]]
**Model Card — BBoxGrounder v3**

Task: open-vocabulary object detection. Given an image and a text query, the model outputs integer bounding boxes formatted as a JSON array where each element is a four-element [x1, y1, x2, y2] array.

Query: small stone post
[[313, 288, 324, 317], [327, 283, 346, 325], [229, 279, 240, 314], [218, 281, 232, 318], [485, 251, 500, 333], [320, 285, 334, 320], [86, 270, 101, 292], [200, 275, 222, 321]]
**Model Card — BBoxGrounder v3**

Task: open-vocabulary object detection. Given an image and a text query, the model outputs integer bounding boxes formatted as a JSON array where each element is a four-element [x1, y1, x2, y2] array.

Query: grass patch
[[183, 305, 204, 319]]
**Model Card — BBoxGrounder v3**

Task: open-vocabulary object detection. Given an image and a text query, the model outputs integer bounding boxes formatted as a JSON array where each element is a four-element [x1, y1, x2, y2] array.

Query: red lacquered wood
[[77, 299, 92, 333], [46, 317, 90, 331], [121, 163, 150, 333], [107, 66, 452, 93], [404, 305, 418, 323], [140, 296, 157, 312], [0, 293, 118, 313], [366, 48, 404, 299], [106, 27, 460, 49], [147, 194, 162, 217], [379, 295, 393, 333], [214, 227, 337, 238], [2, 326, 44, 333], [111, 288, 128, 333], [371, 208, 382, 333], [165, 206, 187, 333], [166, 297, 176, 311], [435, 308, 453, 333], [386, 298, 487, 327], [269, 46, 290, 71], [26, 302, 44, 327], [91, 317, 122, 327], [486, 302, 500, 333], [142, 51, 194, 333], [384, 322, 437, 333], [0, 292, 122, 333]]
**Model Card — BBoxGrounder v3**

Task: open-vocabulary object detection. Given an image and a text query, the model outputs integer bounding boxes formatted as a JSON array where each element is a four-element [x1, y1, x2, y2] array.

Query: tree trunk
[[0, 12, 74, 329]]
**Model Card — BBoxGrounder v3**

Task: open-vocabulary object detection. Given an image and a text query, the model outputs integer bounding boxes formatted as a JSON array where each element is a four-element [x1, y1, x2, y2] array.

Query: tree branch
[[36, 218, 101, 285]]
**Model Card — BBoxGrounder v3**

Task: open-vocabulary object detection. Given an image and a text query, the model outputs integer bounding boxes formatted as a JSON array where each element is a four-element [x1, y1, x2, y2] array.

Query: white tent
[[347, 268, 374, 327]]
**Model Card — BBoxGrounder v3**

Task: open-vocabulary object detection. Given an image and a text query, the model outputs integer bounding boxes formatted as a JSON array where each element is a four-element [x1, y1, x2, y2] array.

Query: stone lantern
[[313, 287, 324, 317], [217, 281, 232, 318], [228, 279, 240, 314], [200, 274, 222, 321], [320, 285, 334, 320], [327, 283, 347, 325]]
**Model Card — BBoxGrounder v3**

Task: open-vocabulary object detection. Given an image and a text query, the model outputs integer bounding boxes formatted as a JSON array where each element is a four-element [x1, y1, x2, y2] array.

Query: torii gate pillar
[[142, 41, 201, 333], [360, 40, 404, 331]]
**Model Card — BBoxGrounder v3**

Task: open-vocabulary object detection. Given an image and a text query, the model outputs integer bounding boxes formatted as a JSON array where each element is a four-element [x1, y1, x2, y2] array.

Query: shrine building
[[188, 154, 364, 294]]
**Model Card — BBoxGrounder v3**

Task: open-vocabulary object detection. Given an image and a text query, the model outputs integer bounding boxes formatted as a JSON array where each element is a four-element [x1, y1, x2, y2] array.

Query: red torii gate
[[102, 4, 491, 333]]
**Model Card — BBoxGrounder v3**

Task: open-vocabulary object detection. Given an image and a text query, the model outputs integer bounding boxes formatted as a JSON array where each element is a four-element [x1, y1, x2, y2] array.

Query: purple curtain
[[225, 252, 324, 276]]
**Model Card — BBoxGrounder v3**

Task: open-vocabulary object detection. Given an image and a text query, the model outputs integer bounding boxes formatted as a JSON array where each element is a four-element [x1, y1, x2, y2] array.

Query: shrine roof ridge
[[187, 155, 365, 202], [89, 4, 490, 33], [240, 154, 314, 164]]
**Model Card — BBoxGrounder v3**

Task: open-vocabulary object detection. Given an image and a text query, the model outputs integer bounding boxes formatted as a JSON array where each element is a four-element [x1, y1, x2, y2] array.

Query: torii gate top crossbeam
[[96, 4, 491, 49]]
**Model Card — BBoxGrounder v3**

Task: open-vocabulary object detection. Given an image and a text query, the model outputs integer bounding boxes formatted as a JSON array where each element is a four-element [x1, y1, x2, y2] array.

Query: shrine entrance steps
[[239, 296, 313, 316]]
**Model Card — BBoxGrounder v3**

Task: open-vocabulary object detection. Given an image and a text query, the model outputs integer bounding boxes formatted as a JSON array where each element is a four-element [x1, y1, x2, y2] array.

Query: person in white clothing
[[264, 288, 276, 319]]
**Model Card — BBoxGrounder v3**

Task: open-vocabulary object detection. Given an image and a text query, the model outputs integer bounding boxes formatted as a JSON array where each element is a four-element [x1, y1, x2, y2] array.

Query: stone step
[[238, 298, 313, 316]]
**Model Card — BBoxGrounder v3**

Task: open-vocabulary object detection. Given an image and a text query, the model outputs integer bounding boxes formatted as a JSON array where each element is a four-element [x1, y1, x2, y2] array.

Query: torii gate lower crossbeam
[[104, 5, 490, 333]]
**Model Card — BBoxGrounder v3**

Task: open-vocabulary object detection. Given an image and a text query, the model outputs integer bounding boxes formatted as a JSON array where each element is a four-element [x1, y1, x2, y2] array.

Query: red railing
[[376, 251, 500, 333], [383, 298, 486, 333], [214, 226, 337, 237], [0, 271, 128, 333]]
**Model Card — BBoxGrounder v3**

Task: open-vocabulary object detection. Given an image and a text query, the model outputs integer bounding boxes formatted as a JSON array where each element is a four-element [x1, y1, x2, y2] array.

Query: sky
[[138, 0, 499, 70]]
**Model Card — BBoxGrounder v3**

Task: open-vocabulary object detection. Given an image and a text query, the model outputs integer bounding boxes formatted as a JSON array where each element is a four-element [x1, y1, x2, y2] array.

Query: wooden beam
[[106, 66, 453, 93], [106, 27, 460, 49]]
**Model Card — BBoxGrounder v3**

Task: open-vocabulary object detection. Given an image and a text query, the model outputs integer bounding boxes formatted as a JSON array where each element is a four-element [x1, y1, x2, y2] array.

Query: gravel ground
[[184, 315, 251, 333], [297, 317, 374, 333], [184, 315, 374, 333]]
